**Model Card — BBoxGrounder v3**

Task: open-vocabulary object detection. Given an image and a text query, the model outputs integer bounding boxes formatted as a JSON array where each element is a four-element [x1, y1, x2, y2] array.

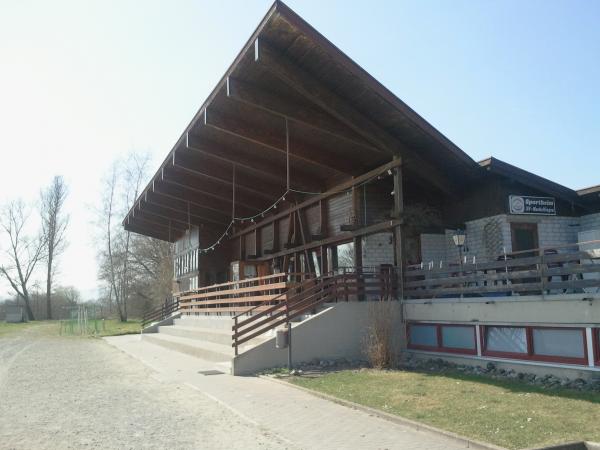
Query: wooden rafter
[[159, 177, 263, 214], [202, 107, 355, 175], [173, 149, 280, 199], [186, 133, 321, 192], [162, 164, 271, 209], [254, 39, 457, 195], [146, 190, 231, 223], [226, 76, 382, 155]]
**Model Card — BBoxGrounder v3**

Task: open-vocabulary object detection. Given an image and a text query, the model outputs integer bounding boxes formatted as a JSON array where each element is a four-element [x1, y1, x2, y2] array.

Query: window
[[441, 326, 476, 351], [595, 329, 600, 366], [484, 327, 528, 355], [532, 329, 584, 359], [482, 325, 587, 365], [408, 323, 476, 355], [409, 324, 438, 349]]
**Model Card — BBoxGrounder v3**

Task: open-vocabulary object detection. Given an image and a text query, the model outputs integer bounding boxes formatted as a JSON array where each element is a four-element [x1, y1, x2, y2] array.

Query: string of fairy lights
[[168, 125, 394, 256], [174, 169, 393, 255]]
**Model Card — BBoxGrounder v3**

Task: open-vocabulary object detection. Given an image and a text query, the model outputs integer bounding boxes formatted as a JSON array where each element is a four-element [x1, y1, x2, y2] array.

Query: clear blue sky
[[1, 0, 599, 297]]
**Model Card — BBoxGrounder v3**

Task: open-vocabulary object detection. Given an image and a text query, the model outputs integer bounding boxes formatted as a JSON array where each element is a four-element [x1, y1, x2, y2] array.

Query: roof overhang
[[123, 0, 481, 242]]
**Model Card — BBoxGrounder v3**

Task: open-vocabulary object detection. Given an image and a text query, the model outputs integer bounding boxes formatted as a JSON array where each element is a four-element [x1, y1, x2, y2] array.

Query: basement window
[[482, 325, 588, 365], [407, 323, 476, 355], [484, 326, 528, 355], [408, 324, 438, 349], [532, 328, 585, 358], [595, 329, 600, 366], [441, 325, 476, 352]]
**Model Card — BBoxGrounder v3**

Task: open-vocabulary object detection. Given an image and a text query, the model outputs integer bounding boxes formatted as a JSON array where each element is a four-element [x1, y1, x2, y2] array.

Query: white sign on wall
[[509, 195, 556, 215]]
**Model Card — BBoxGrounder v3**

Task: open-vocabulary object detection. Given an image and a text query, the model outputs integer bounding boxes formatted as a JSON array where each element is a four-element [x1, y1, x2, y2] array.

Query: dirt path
[[0, 325, 293, 450]]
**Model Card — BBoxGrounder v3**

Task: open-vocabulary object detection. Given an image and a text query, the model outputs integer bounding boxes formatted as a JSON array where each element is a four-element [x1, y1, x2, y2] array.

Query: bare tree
[[0, 200, 47, 320], [97, 152, 151, 322], [41, 176, 69, 320]]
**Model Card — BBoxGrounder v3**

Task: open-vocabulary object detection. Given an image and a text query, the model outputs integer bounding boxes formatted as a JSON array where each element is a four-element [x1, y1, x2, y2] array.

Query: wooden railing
[[231, 267, 400, 355], [176, 273, 313, 316], [404, 240, 600, 299], [142, 297, 180, 328]]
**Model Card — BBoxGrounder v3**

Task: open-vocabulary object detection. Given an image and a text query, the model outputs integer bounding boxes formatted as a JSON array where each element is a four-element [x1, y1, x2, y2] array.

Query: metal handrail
[[231, 267, 399, 355], [141, 298, 180, 328]]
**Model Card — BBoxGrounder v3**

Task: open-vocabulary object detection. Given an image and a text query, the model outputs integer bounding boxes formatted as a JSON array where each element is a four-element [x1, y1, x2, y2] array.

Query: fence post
[[234, 316, 239, 356], [540, 250, 546, 299]]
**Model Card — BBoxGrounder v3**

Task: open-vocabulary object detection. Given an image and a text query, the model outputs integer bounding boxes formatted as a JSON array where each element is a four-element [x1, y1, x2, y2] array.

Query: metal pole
[[459, 246, 464, 299]]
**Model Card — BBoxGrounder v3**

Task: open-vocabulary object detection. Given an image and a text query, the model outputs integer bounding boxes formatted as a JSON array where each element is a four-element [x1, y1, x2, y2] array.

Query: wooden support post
[[392, 156, 406, 348], [321, 245, 328, 275], [353, 235, 363, 300], [254, 228, 261, 257], [272, 220, 279, 251]]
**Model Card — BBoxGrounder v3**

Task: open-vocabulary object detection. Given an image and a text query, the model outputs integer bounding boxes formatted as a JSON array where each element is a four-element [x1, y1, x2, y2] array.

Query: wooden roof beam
[[185, 133, 322, 193], [153, 180, 259, 217], [161, 165, 268, 211], [202, 107, 356, 176], [144, 191, 231, 225], [225, 76, 383, 155], [124, 221, 173, 242], [254, 39, 458, 195], [149, 185, 236, 219], [140, 201, 229, 228], [172, 149, 281, 200]]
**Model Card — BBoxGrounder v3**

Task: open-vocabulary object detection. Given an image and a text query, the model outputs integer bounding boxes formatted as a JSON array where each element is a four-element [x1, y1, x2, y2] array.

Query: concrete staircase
[[142, 315, 273, 371]]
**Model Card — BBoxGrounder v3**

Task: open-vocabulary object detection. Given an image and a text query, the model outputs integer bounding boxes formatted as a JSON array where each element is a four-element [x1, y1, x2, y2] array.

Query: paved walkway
[[0, 326, 286, 450], [105, 334, 478, 450]]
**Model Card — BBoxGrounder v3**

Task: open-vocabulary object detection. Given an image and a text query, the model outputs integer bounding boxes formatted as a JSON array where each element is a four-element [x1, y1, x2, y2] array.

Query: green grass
[[288, 369, 600, 449], [0, 321, 39, 337], [93, 319, 141, 337], [0, 319, 140, 338]]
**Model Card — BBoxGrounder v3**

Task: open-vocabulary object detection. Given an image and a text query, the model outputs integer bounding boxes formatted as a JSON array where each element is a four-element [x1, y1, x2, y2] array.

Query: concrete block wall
[[581, 213, 600, 232], [420, 234, 446, 264], [536, 216, 580, 250], [421, 213, 584, 265], [361, 232, 394, 267]]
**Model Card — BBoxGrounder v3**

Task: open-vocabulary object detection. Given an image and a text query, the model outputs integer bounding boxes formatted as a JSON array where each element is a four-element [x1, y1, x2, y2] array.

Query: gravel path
[[0, 325, 293, 450]]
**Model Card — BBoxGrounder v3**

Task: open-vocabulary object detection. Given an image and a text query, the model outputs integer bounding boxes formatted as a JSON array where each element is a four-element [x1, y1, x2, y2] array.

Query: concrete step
[[174, 316, 234, 330], [142, 333, 233, 362], [158, 325, 233, 346]]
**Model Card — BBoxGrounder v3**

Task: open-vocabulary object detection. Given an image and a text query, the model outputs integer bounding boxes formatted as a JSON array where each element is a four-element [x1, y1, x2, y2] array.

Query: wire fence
[[59, 304, 106, 336]]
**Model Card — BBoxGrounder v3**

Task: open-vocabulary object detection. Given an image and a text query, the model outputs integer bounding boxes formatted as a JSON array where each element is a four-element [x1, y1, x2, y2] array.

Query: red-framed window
[[481, 325, 588, 366], [594, 328, 600, 366], [407, 323, 477, 355]]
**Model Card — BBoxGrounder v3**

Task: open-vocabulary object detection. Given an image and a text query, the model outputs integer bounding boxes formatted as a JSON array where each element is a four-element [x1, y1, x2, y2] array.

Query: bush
[[362, 300, 399, 369]]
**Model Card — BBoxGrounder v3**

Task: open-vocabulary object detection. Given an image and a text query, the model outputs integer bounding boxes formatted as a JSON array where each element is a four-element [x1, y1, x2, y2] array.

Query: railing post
[[234, 316, 239, 356], [540, 250, 546, 299], [286, 302, 292, 371]]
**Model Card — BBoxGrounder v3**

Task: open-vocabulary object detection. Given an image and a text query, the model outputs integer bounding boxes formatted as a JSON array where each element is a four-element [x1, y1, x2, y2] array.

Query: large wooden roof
[[123, 1, 482, 242]]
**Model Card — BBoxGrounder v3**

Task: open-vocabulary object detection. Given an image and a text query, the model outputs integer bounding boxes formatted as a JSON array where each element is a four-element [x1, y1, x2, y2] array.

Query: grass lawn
[[0, 321, 39, 337], [0, 319, 140, 338], [288, 369, 600, 449], [58, 318, 141, 337]]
